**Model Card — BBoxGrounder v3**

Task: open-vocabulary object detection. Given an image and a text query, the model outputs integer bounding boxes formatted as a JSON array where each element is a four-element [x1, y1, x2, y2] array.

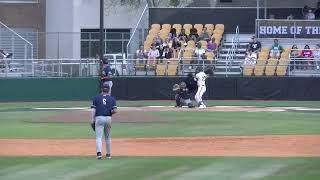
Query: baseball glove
[[172, 84, 180, 91], [90, 122, 95, 131]]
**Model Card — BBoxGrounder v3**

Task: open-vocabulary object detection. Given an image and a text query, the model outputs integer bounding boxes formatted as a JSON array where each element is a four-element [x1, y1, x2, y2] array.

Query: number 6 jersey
[[195, 71, 207, 86]]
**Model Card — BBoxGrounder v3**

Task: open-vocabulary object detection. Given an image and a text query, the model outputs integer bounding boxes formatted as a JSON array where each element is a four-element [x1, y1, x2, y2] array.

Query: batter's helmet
[[195, 66, 203, 73]]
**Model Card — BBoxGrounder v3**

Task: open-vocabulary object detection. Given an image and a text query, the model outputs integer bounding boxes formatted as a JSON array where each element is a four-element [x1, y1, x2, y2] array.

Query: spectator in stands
[[154, 33, 163, 47], [135, 46, 146, 60], [178, 29, 188, 42], [172, 37, 181, 50], [305, 9, 315, 20], [287, 14, 294, 20], [199, 27, 210, 41], [313, 44, 320, 70], [290, 44, 300, 70], [269, 39, 284, 59], [301, 45, 314, 70], [206, 37, 217, 55], [162, 46, 173, 59], [148, 45, 160, 59], [315, 2, 320, 19], [0, 49, 13, 58], [189, 28, 199, 42], [163, 38, 170, 49], [194, 42, 206, 59], [169, 28, 177, 41], [244, 49, 257, 65], [248, 36, 261, 54], [302, 5, 310, 18]]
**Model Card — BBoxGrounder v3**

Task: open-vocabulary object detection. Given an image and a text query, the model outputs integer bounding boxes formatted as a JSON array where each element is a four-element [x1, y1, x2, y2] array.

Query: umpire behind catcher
[[91, 83, 117, 159], [101, 57, 113, 94], [173, 82, 194, 108], [185, 73, 198, 99]]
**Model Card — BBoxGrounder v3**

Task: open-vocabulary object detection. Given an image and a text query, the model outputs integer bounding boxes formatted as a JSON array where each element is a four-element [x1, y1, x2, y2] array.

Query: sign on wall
[[257, 20, 320, 38]]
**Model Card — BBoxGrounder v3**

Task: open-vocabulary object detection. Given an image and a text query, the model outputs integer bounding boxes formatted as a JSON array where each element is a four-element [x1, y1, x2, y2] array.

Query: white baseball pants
[[195, 85, 206, 103]]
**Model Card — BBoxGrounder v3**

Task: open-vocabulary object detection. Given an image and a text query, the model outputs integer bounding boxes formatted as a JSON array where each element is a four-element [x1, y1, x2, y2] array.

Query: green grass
[[0, 111, 319, 139], [1, 100, 320, 111], [0, 157, 319, 180]]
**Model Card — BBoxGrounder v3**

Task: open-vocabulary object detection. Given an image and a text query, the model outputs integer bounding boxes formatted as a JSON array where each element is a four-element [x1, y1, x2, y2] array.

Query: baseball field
[[0, 100, 320, 180]]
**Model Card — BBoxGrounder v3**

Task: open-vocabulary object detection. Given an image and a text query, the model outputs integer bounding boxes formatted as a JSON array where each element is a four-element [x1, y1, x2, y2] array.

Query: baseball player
[[195, 67, 208, 108], [91, 83, 117, 159], [173, 82, 194, 108], [101, 59, 113, 94]]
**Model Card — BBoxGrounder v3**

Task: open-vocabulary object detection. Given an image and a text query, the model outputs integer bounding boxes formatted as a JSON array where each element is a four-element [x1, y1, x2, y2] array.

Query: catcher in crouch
[[173, 82, 194, 108]]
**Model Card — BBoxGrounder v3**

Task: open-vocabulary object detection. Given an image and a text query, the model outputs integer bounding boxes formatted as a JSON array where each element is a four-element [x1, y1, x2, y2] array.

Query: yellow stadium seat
[[200, 40, 208, 49], [205, 52, 215, 61], [187, 40, 196, 48], [162, 24, 171, 30], [168, 58, 179, 64], [243, 65, 254, 76], [151, 24, 161, 30], [254, 60, 266, 76], [182, 50, 193, 64], [265, 59, 278, 76], [183, 24, 193, 35], [156, 64, 167, 76], [215, 24, 225, 30], [205, 24, 214, 31], [167, 64, 178, 76], [276, 60, 289, 76], [173, 24, 182, 30]]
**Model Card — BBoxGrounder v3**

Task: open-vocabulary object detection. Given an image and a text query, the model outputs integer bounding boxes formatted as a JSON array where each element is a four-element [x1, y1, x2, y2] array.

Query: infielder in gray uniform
[[91, 84, 117, 159]]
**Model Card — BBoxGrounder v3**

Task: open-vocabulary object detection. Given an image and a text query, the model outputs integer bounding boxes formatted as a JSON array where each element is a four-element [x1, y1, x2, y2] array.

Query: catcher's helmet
[[179, 81, 186, 88]]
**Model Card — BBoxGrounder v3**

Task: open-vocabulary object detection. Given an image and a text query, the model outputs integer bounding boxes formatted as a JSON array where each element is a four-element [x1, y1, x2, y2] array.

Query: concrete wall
[[0, 0, 46, 58], [45, 0, 146, 59]]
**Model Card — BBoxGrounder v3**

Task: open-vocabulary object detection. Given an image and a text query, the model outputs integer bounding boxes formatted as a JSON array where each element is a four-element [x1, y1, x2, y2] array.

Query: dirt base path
[[1, 135, 320, 157]]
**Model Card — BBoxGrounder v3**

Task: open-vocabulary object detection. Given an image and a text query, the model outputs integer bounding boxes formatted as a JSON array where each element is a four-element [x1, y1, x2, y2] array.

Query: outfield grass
[[1, 101, 319, 180], [0, 157, 319, 180], [1, 100, 320, 111], [0, 111, 319, 139]]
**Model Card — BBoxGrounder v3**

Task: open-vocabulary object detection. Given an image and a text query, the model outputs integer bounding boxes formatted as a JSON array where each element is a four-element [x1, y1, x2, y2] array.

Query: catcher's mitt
[[90, 122, 95, 131], [172, 84, 180, 91]]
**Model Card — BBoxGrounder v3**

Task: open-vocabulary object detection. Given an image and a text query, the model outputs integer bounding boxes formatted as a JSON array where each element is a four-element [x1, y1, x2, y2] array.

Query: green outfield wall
[[0, 78, 99, 102]]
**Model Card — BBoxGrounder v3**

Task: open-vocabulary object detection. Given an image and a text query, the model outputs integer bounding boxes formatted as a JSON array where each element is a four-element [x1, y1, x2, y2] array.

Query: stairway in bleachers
[[0, 27, 37, 59], [214, 34, 252, 76]]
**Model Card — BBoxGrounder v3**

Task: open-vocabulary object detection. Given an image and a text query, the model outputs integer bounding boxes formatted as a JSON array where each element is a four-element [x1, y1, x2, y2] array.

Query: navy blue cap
[[102, 83, 110, 89]]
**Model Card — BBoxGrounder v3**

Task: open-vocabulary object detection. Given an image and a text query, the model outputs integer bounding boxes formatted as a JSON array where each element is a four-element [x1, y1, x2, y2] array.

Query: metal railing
[[126, 3, 149, 58], [0, 21, 34, 59], [1, 57, 320, 78]]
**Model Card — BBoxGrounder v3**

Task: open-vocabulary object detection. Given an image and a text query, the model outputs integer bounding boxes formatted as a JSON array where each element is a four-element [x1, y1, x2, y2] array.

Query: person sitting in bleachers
[[269, 39, 284, 59], [248, 36, 261, 54], [313, 44, 320, 70], [0, 49, 13, 58], [169, 28, 177, 41], [290, 44, 300, 70], [305, 9, 315, 20], [206, 37, 217, 55], [199, 27, 210, 41], [301, 45, 314, 70], [189, 28, 199, 42], [148, 45, 160, 60], [194, 42, 206, 59], [178, 29, 188, 42], [135, 45, 147, 65], [154, 33, 163, 47], [244, 49, 257, 65]]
